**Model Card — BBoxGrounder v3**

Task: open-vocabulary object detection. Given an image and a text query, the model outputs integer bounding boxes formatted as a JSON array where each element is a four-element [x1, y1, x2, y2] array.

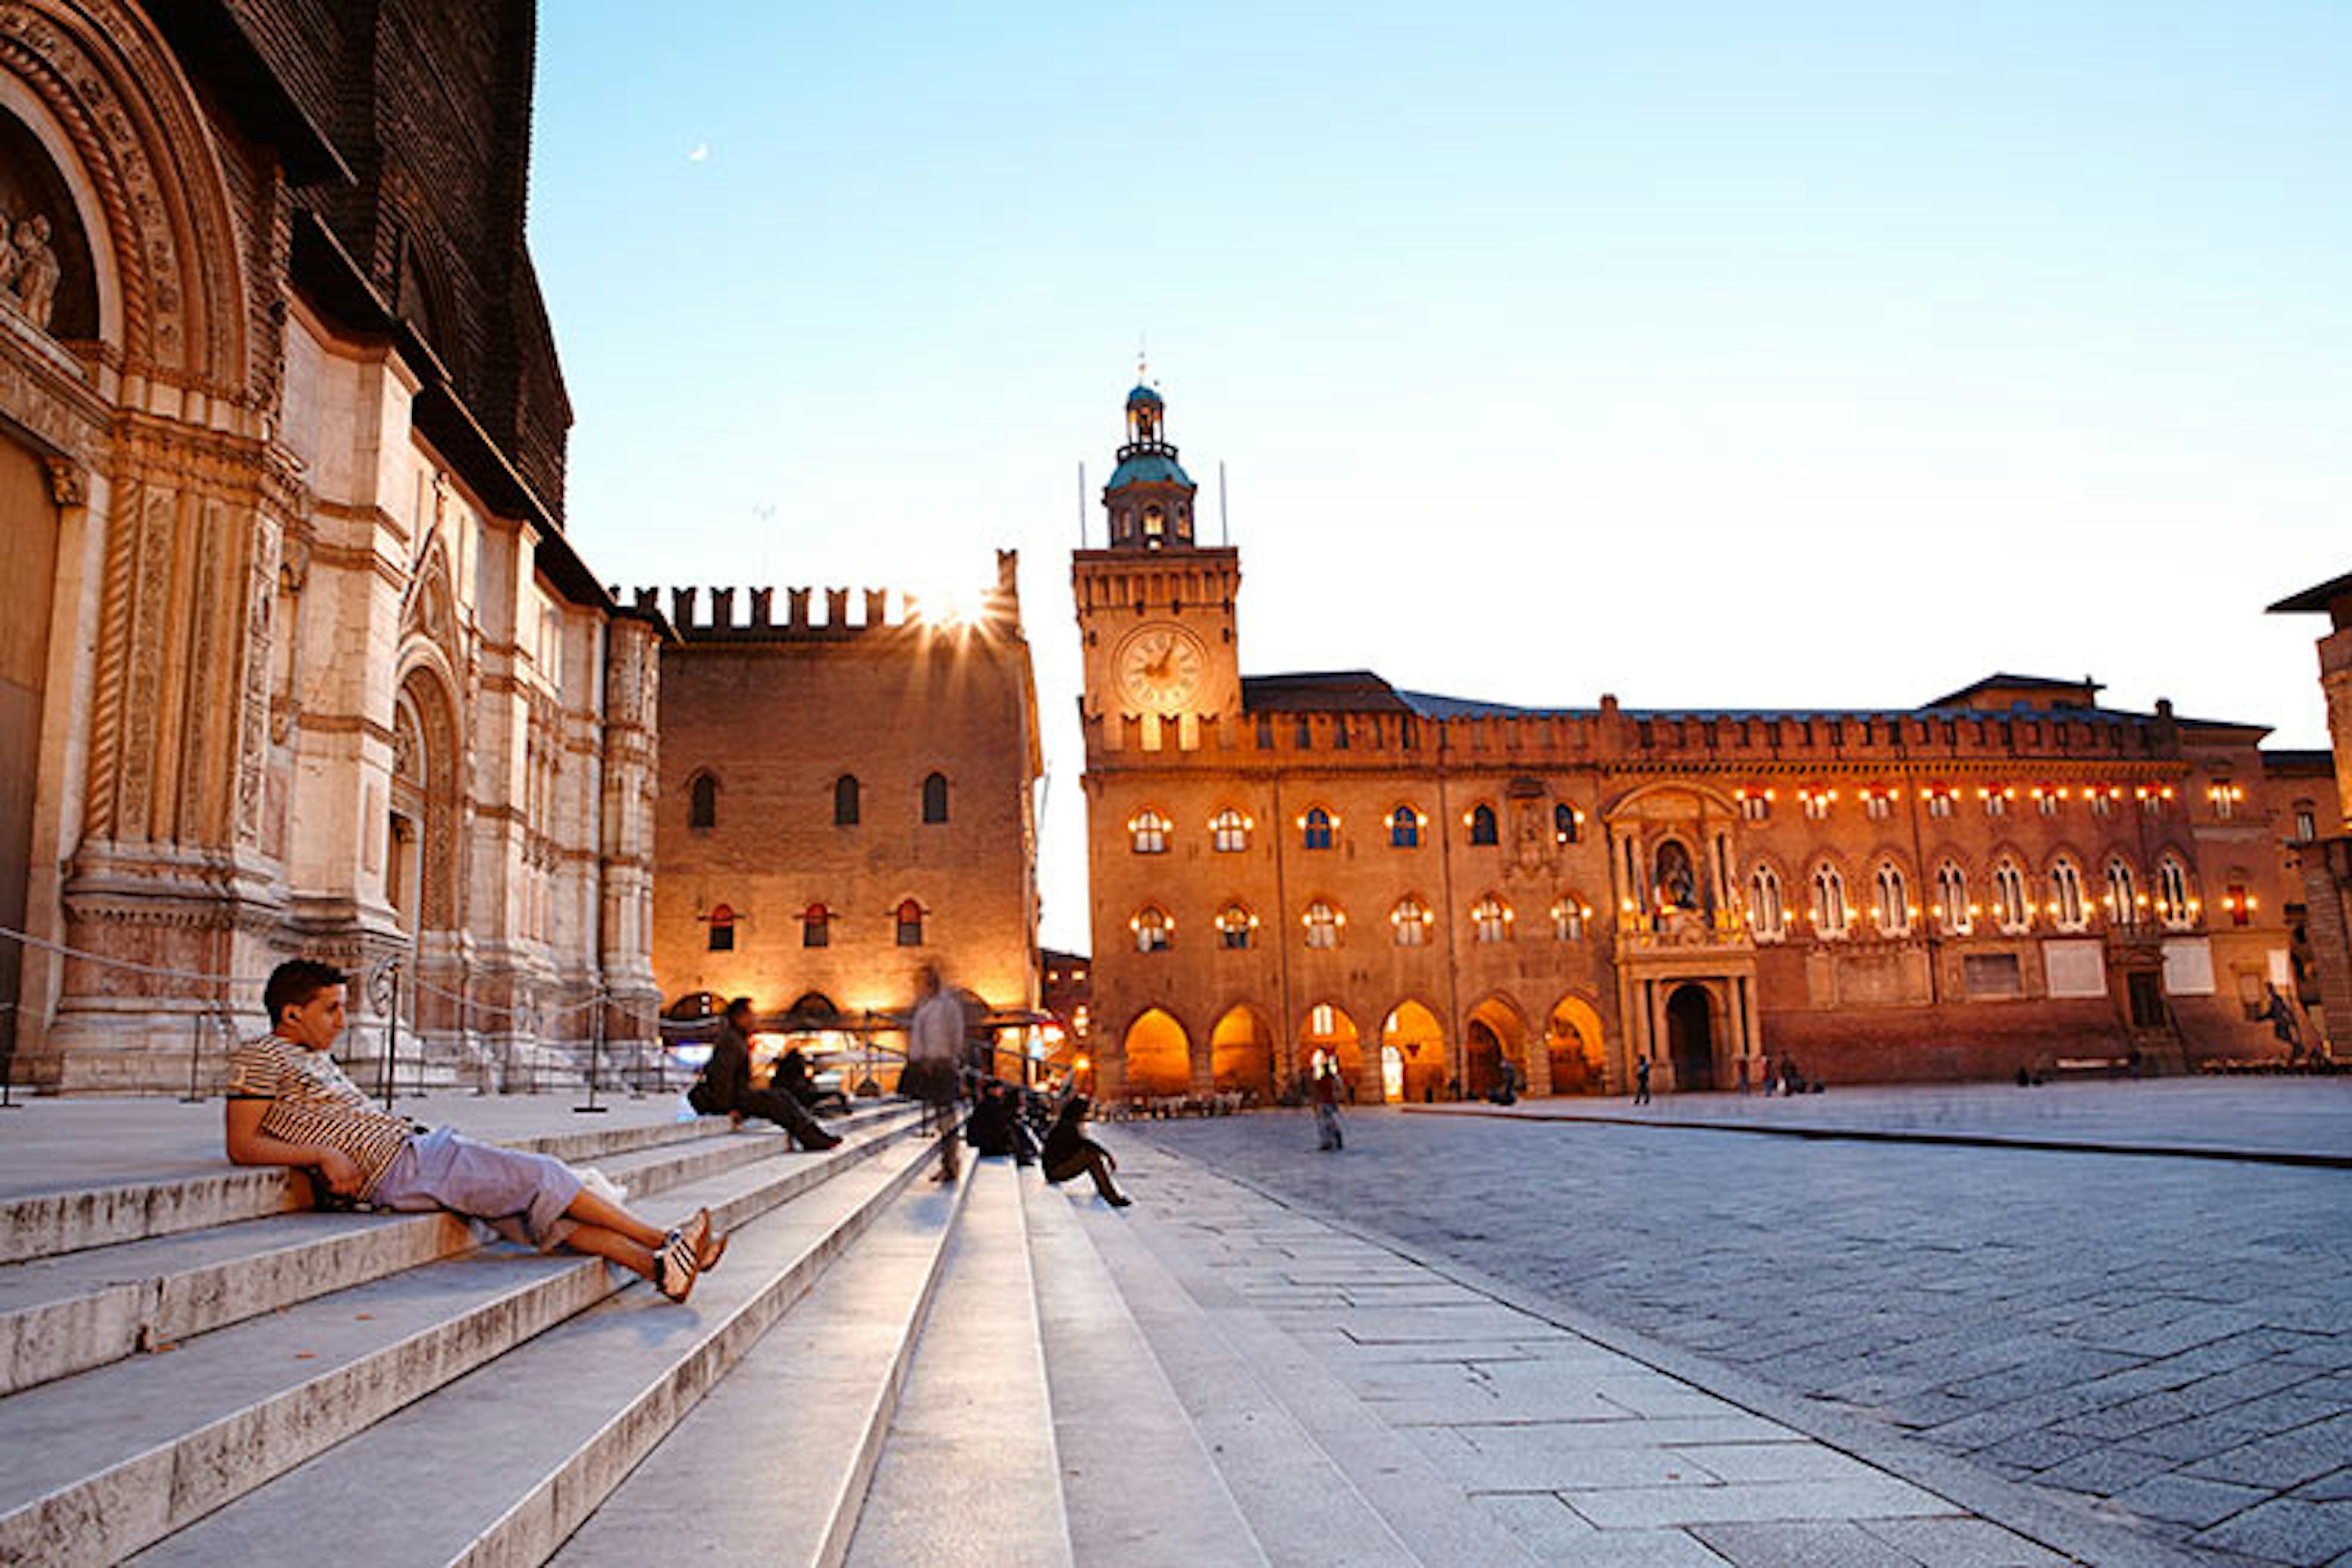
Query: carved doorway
[[391, 670, 461, 957], [0, 438, 58, 1078], [1667, 984, 1716, 1091]]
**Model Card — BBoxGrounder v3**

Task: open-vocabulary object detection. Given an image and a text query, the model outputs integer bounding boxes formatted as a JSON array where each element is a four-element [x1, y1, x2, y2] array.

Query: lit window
[[2139, 786, 2170, 817], [1982, 787, 2011, 820], [1739, 788, 1772, 823], [1217, 903, 1256, 949], [688, 772, 718, 830], [2207, 780, 2242, 821], [1302, 807, 1335, 851], [2293, 804, 2317, 842], [1211, 808, 1250, 853], [1749, 865, 1785, 941], [1391, 896, 1431, 946], [1303, 900, 1341, 949], [1871, 863, 1910, 937], [1310, 1003, 1336, 1038], [1467, 804, 1498, 845], [1554, 803, 1580, 844], [1936, 862, 1972, 935], [1992, 860, 2032, 933], [1133, 907, 1171, 952], [2157, 856, 2195, 930], [895, 899, 924, 946], [1802, 788, 1833, 822], [2035, 788, 2060, 818], [1471, 894, 1512, 943], [802, 903, 830, 948], [2105, 859, 2138, 926], [1389, 805, 1422, 848], [2050, 860, 2087, 931], [2224, 880, 2253, 927], [922, 771, 949, 824], [707, 903, 736, 952], [2089, 788, 2116, 819], [834, 775, 861, 826], [1072, 1005, 1090, 1037], [1553, 899, 1589, 941], [1131, 809, 1170, 854], [1865, 791, 1893, 822], [1926, 789, 1954, 820], [1811, 865, 1849, 938]]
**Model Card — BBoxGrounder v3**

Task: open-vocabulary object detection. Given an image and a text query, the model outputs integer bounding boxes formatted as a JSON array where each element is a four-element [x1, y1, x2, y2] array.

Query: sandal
[[655, 1229, 699, 1303]]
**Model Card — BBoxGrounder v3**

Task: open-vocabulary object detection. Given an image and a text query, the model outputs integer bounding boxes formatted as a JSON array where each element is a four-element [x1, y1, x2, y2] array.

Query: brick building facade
[[0, 2, 662, 1090], [2271, 570, 2352, 1053], [1076, 384, 2316, 1102], [650, 556, 1043, 1031]]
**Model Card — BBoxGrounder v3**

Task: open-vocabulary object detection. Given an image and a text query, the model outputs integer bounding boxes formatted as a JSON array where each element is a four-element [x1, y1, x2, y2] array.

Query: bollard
[[575, 990, 609, 1114]]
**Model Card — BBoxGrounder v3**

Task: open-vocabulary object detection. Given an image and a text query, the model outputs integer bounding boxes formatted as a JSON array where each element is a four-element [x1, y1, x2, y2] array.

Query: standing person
[[2263, 986, 2305, 1061], [905, 965, 965, 1183], [226, 960, 723, 1302], [688, 999, 841, 1150], [1041, 1096, 1131, 1205], [1633, 1054, 1651, 1106], [1313, 1058, 1346, 1151]]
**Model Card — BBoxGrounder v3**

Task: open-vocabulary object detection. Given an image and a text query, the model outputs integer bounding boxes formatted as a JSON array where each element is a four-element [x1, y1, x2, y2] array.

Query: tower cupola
[[1104, 380, 1196, 550]]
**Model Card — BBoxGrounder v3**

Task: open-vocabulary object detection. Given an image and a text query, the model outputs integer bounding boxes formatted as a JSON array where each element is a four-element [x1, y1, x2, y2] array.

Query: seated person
[[1039, 1096, 1131, 1207], [963, 1080, 1038, 1161], [689, 999, 842, 1150], [774, 1045, 850, 1117], [227, 960, 723, 1302]]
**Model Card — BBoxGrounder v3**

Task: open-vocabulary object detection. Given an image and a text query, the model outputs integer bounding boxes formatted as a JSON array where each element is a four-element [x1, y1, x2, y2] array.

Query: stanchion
[[1, 1002, 21, 1109], [369, 956, 402, 1109], [575, 989, 608, 1114], [179, 1011, 207, 1103]]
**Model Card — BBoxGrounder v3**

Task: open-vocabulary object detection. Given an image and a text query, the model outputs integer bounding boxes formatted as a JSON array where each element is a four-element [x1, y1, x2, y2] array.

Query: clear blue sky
[[529, 2, 2349, 952]]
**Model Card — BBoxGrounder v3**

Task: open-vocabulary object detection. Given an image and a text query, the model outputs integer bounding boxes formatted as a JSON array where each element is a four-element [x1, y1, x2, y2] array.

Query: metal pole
[[372, 957, 402, 1110], [180, 1010, 206, 1103], [576, 989, 609, 1114]]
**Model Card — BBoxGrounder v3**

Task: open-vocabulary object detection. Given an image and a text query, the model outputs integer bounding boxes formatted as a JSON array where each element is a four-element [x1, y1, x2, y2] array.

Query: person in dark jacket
[[774, 1046, 851, 1117], [689, 999, 841, 1150], [1041, 1096, 1129, 1206]]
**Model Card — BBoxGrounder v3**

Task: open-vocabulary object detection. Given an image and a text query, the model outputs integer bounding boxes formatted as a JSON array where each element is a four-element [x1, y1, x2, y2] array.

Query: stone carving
[[0, 210, 62, 330], [42, 455, 84, 506]]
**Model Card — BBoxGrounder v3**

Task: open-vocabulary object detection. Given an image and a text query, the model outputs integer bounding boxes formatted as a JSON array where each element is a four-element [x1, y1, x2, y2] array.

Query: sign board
[[2161, 937, 2215, 997]]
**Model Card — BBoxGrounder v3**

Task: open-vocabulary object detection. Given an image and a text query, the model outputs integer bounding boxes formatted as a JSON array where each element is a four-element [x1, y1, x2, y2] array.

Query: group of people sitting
[[962, 1078, 1131, 1206]]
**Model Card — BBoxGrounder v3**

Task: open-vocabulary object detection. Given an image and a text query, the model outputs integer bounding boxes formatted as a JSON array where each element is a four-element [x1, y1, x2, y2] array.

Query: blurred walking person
[[905, 965, 965, 1182]]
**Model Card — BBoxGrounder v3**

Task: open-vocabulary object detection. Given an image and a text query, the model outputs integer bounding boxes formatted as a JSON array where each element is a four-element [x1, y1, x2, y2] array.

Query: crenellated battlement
[[611, 550, 1023, 642]]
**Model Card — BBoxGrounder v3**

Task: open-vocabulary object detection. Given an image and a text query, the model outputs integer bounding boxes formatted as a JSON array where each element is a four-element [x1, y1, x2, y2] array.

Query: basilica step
[[0, 1117, 922, 1567], [129, 1126, 947, 1568], [845, 1159, 1074, 1568], [0, 1108, 916, 1397], [1020, 1164, 1270, 1568], [552, 1149, 979, 1567]]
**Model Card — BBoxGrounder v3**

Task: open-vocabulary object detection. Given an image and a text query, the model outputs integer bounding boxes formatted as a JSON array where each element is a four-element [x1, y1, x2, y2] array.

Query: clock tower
[[1073, 382, 1242, 752]]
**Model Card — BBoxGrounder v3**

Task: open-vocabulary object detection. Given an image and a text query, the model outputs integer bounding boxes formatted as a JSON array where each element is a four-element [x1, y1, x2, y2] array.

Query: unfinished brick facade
[[1076, 385, 2317, 1103]]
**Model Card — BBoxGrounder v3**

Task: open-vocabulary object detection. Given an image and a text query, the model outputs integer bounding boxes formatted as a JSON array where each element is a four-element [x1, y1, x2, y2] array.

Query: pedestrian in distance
[[904, 964, 967, 1183], [226, 960, 724, 1302], [1313, 1057, 1346, 1150], [1633, 1054, 1651, 1106], [688, 998, 842, 1151], [1041, 1096, 1131, 1206], [2263, 985, 2305, 1061]]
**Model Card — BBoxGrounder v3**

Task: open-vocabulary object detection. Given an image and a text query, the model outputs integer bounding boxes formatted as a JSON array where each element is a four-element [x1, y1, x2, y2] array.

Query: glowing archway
[[1120, 1008, 1192, 1098], [1209, 1005, 1275, 1102], [1463, 994, 1529, 1098], [1299, 1001, 1365, 1103], [1379, 1000, 1447, 1104], [1545, 995, 1607, 1096]]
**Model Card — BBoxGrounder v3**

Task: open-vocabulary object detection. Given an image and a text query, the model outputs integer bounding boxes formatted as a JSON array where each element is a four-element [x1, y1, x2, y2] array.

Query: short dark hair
[[723, 995, 755, 1022], [265, 959, 346, 1025]]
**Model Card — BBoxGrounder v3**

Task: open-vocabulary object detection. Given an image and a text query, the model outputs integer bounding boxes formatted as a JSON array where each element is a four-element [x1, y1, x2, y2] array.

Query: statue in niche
[[1654, 839, 1698, 912], [0, 208, 59, 331]]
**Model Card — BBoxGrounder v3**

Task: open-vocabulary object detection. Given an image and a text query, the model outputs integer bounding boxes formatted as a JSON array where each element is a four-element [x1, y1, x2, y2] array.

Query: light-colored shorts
[[371, 1126, 582, 1251]]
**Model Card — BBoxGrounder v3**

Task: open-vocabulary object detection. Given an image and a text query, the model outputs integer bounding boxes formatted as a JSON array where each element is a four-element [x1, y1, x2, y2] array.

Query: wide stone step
[[131, 1130, 946, 1568], [552, 1153, 979, 1567], [0, 1121, 918, 1567], [1021, 1163, 1270, 1568], [846, 1159, 1074, 1568], [0, 1109, 918, 1398]]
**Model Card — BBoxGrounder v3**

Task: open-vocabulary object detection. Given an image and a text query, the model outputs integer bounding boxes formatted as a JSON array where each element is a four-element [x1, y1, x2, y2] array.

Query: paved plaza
[[1130, 1080, 2352, 1567]]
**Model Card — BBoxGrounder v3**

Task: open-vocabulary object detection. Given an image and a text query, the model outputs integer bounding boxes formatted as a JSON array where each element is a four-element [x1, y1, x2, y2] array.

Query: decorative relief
[[0, 203, 61, 330], [116, 484, 175, 835], [236, 513, 277, 845], [41, 453, 82, 504]]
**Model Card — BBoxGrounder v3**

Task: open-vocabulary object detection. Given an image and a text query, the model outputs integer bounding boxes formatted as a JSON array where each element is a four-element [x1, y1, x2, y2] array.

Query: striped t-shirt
[[227, 1033, 414, 1198]]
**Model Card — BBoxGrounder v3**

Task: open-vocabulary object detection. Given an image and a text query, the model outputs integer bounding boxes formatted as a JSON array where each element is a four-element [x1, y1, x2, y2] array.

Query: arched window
[[1554, 803, 1580, 844], [1936, 862, 1973, 935], [921, 771, 949, 824], [1133, 906, 1172, 952], [2106, 858, 2139, 926], [1472, 894, 1512, 943], [1302, 806, 1335, 851], [834, 775, 861, 826], [1217, 903, 1256, 949], [1130, 809, 1169, 854], [707, 903, 736, 952], [1303, 900, 1341, 949], [895, 899, 924, 947], [1467, 803, 1498, 846], [1749, 865, 1785, 941], [2157, 855, 2195, 930], [1210, 808, 1250, 853], [2050, 859, 2087, 931], [1992, 859, 2032, 933], [1811, 864, 1849, 938], [1391, 895, 1431, 946], [1871, 862, 1910, 937], [688, 772, 718, 830], [1389, 805, 1422, 848], [1553, 899, 1589, 941], [802, 903, 831, 948]]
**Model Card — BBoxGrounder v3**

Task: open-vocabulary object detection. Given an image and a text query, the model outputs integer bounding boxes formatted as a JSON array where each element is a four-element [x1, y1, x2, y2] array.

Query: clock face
[[1116, 624, 1207, 710]]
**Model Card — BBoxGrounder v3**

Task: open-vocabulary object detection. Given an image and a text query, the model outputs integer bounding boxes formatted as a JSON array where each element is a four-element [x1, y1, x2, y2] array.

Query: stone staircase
[[0, 1107, 2064, 1567]]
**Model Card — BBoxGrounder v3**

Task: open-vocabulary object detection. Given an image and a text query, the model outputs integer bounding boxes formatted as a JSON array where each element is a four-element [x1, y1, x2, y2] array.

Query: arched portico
[[1379, 999, 1446, 1104], [1120, 1007, 1192, 1099], [1462, 993, 1528, 1098], [1209, 1004, 1275, 1101], [1543, 993, 1607, 1096], [1299, 1001, 1366, 1103]]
